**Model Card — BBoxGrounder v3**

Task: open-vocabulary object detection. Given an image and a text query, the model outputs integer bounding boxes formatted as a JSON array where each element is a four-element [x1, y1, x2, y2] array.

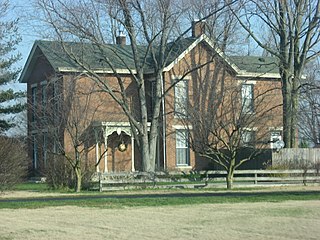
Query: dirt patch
[[0, 200, 320, 240]]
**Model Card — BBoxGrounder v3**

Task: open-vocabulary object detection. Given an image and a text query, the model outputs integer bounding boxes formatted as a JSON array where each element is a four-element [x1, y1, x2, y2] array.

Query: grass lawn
[[1, 183, 320, 209]]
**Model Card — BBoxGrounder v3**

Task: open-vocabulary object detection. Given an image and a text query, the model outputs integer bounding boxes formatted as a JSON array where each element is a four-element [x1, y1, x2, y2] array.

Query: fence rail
[[272, 148, 320, 166], [96, 169, 320, 192]]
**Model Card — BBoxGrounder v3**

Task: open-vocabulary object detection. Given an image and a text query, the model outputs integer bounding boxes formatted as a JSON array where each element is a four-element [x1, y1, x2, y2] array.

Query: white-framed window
[[175, 80, 188, 118], [41, 84, 47, 109], [31, 86, 37, 122], [270, 131, 282, 149], [241, 84, 254, 113], [42, 132, 48, 167], [176, 129, 190, 166], [32, 134, 38, 169], [148, 80, 157, 119], [241, 129, 255, 147]]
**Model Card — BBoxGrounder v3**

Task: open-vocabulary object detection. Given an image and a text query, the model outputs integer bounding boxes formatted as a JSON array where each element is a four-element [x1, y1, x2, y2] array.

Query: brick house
[[19, 22, 283, 173]]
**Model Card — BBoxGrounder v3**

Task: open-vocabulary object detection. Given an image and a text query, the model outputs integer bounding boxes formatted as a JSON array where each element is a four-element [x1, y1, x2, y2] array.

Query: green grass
[[13, 182, 49, 192], [1, 188, 320, 209]]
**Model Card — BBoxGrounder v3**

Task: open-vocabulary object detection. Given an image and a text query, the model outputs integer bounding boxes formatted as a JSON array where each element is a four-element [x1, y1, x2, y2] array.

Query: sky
[[10, 0, 42, 79]]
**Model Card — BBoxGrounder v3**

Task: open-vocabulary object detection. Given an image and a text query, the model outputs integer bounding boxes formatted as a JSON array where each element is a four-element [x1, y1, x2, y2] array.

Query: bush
[[44, 153, 95, 191], [44, 154, 73, 190], [0, 137, 28, 192]]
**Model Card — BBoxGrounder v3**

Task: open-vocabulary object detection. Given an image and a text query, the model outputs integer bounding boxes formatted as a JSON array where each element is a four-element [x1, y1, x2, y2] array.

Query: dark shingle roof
[[36, 40, 151, 71], [36, 38, 200, 72], [21, 38, 280, 83], [229, 56, 279, 74]]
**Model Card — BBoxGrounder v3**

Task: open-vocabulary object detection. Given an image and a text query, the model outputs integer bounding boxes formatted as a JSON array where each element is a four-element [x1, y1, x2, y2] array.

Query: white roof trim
[[201, 35, 242, 73], [163, 34, 241, 73], [163, 37, 203, 72], [236, 72, 281, 79], [58, 67, 137, 75], [19, 42, 41, 83], [162, 34, 281, 79]]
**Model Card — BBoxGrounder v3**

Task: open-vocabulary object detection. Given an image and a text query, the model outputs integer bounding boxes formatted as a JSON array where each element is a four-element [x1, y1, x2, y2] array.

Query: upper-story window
[[52, 80, 60, 119], [31, 85, 37, 122], [41, 84, 47, 108], [41, 82, 47, 119], [147, 80, 157, 120], [241, 84, 254, 113], [175, 80, 188, 118]]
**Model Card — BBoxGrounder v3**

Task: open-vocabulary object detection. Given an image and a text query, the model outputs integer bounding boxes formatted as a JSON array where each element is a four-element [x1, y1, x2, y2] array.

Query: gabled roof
[[19, 36, 281, 83]]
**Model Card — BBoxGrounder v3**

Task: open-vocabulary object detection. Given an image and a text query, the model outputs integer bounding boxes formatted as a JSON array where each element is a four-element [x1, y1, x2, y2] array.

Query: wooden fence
[[96, 169, 320, 191], [272, 148, 320, 167]]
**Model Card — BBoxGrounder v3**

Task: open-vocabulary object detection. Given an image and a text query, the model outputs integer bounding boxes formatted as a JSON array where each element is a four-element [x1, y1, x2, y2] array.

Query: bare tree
[[231, 0, 320, 148], [299, 60, 320, 146], [179, 58, 282, 189], [34, 0, 235, 172], [40, 74, 105, 192], [183, 0, 242, 54]]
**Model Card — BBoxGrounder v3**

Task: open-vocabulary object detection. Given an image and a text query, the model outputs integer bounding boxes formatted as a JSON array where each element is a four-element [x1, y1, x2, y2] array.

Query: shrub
[[44, 154, 73, 190], [44, 153, 95, 191], [0, 137, 28, 192]]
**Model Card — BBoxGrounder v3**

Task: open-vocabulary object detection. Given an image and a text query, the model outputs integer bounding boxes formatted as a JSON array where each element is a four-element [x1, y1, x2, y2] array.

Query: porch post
[[103, 126, 108, 173], [94, 128, 100, 173], [131, 135, 135, 172]]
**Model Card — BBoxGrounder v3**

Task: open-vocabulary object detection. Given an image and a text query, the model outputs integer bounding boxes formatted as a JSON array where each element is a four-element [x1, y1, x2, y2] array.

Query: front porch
[[91, 121, 138, 173]]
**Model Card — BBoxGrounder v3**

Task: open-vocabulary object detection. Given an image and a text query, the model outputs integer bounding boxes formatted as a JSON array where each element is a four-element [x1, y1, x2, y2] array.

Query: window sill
[[176, 165, 192, 169]]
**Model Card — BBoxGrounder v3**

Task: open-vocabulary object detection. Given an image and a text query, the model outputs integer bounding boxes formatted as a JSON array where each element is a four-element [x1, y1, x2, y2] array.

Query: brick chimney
[[192, 20, 206, 37], [116, 32, 126, 46]]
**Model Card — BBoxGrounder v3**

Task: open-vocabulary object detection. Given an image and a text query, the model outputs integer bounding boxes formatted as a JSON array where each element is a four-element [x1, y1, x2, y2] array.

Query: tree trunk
[[226, 158, 235, 189], [141, 132, 152, 172], [74, 166, 82, 192], [281, 71, 292, 148], [290, 87, 299, 148], [226, 174, 233, 190]]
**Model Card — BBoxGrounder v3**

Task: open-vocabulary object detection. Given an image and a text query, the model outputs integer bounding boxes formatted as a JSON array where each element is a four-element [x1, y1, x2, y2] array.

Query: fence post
[[254, 173, 258, 184]]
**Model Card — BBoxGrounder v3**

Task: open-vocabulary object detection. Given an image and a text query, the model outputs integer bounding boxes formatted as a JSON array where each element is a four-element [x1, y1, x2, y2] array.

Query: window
[[52, 81, 60, 121], [241, 84, 254, 113], [270, 131, 282, 149], [41, 84, 47, 109], [31, 86, 37, 122], [176, 129, 190, 166], [175, 80, 188, 117], [32, 135, 38, 169], [241, 130, 255, 147], [41, 84, 48, 122], [148, 81, 157, 120], [43, 132, 48, 167]]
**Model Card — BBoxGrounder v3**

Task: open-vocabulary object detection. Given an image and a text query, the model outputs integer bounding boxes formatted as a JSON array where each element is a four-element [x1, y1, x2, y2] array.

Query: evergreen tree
[[0, 1, 25, 134]]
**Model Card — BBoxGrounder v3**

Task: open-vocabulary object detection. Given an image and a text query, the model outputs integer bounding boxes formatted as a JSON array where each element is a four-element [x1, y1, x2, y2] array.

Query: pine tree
[[0, 1, 25, 134]]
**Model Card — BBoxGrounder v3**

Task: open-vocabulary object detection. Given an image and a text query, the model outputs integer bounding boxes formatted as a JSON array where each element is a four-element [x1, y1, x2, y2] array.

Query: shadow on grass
[[1, 190, 320, 204]]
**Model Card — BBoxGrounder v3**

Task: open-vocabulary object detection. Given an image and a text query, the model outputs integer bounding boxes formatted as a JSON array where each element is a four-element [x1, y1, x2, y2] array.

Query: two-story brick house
[[19, 22, 283, 173]]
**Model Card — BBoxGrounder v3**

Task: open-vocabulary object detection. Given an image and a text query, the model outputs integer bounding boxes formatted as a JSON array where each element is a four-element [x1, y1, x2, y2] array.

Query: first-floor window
[[43, 132, 48, 167], [32, 135, 38, 169], [241, 130, 255, 147], [270, 131, 282, 149], [176, 129, 190, 166]]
